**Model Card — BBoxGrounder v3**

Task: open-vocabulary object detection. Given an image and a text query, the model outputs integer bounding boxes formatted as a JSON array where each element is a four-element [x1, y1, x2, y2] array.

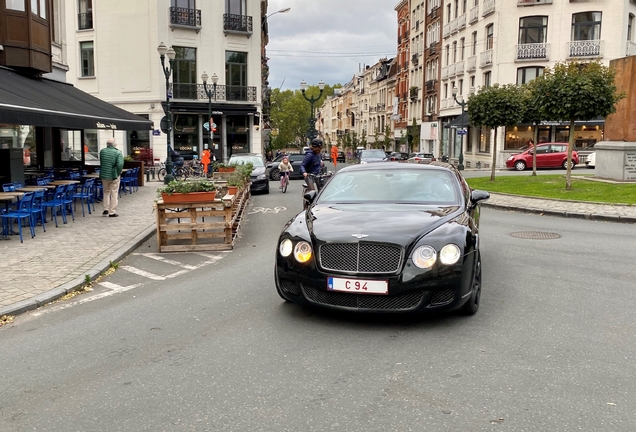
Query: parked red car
[[505, 143, 579, 171]]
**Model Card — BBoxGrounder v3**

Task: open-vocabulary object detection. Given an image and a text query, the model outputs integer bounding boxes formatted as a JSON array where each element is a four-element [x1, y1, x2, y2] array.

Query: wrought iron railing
[[516, 43, 549, 60], [480, 49, 493, 67], [223, 13, 253, 34], [567, 40, 603, 58], [455, 60, 465, 75], [169, 83, 257, 102], [482, 0, 496, 16], [469, 6, 479, 24], [518, 0, 553, 5], [628, 41, 636, 57], [467, 55, 477, 72], [170, 7, 201, 27], [441, 65, 449, 80], [457, 14, 466, 30], [78, 13, 93, 30]]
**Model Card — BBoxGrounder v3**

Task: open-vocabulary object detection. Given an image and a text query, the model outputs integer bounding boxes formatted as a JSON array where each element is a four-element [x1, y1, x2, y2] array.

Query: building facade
[[64, 0, 265, 163]]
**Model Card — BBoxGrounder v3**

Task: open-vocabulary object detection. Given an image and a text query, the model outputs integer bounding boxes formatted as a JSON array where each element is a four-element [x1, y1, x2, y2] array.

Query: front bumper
[[275, 256, 472, 314], [250, 178, 269, 192]]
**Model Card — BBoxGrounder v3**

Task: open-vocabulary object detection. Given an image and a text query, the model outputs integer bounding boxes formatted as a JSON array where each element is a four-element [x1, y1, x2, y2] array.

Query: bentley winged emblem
[[351, 234, 369, 239]]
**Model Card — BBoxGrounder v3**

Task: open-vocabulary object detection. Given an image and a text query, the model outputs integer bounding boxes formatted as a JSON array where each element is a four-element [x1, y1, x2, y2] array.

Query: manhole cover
[[510, 231, 561, 240]]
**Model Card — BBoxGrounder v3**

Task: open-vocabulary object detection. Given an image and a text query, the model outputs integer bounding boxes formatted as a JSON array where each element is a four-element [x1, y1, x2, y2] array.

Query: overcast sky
[[265, 0, 398, 91]]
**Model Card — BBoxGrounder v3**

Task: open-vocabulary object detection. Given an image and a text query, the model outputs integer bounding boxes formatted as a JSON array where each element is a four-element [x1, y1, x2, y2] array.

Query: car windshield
[[229, 155, 264, 167], [360, 150, 386, 159], [318, 168, 460, 205]]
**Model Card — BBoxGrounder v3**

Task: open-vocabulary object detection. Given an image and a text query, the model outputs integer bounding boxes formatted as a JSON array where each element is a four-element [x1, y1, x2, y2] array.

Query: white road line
[[193, 252, 226, 260], [132, 253, 198, 269], [120, 266, 166, 280], [30, 282, 143, 316]]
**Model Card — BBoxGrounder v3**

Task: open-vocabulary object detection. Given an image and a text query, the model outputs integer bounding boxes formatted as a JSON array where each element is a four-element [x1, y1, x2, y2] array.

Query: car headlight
[[507, 156, 514, 161], [360, 160, 368, 164], [294, 241, 312, 263], [439, 244, 461, 265], [257, 174, 267, 180], [412, 245, 437, 269], [279, 239, 293, 257]]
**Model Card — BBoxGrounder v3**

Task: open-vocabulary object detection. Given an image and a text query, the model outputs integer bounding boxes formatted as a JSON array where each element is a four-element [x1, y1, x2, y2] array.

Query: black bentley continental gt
[[274, 162, 490, 315]]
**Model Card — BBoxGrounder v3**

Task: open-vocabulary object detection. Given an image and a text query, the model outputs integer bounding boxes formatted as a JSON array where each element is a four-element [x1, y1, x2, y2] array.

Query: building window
[[483, 71, 491, 88], [628, 14, 634, 41], [6, 0, 26, 11], [173, 47, 197, 99], [445, 44, 450, 65], [226, 0, 246, 15], [452, 41, 457, 62], [517, 66, 544, 85], [80, 41, 94, 77], [460, 37, 465, 60], [31, 0, 47, 18], [225, 51, 248, 101], [486, 24, 494, 50], [519, 16, 547, 44], [52, 0, 62, 43], [173, 114, 200, 160], [571, 12, 602, 41], [472, 31, 477, 55], [172, 0, 195, 7], [470, 75, 475, 89], [78, 0, 93, 30]]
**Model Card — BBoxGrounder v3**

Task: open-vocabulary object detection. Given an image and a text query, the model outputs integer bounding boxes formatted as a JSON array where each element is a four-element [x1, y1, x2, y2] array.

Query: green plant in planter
[[124, 155, 134, 162], [157, 179, 217, 198], [237, 162, 254, 182], [217, 161, 238, 170], [227, 172, 244, 187]]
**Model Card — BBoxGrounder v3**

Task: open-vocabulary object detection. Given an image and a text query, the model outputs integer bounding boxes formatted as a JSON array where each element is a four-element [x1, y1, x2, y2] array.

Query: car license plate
[[327, 277, 388, 295]]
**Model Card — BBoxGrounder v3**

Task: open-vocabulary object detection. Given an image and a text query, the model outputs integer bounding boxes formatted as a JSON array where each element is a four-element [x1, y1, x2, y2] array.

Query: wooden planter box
[[124, 160, 144, 186], [160, 191, 217, 204], [155, 186, 250, 252]]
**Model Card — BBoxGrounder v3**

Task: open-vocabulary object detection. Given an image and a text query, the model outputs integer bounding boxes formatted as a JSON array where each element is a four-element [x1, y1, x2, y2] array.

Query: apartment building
[[394, 0, 411, 145], [64, 0, 265, 163], [440, 0, 636, 169]]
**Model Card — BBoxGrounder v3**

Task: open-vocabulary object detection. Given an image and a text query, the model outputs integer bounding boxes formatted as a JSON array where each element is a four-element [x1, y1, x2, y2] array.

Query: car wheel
[[270, 168, 281, 181], [460, 252, 481, 316], [562, 160, 575, 170], [514, 161, 526, 171]]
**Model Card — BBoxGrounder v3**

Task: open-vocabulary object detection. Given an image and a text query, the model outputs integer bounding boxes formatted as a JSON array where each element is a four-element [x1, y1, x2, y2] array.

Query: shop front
[[504, 121, 604, 151]]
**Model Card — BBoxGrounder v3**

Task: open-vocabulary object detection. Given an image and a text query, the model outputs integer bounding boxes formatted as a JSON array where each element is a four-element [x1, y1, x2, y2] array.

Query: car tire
[[460, 251, 481, 316], [562, 160, 575, 170], [514, 161, 526, 171], [270, 168, 281, 181]]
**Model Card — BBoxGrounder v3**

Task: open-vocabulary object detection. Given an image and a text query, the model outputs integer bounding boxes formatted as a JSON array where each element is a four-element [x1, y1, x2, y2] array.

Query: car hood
[[361, 157, 387, 163], [251, 166, 266, 176], [304, 203, 463, 247]]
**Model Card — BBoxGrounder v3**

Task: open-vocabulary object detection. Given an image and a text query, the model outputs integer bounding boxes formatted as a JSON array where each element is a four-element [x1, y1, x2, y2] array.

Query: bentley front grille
[[430, 288, 455, 306], [302, 284, 425, 311], [318, 243, 403, 274]]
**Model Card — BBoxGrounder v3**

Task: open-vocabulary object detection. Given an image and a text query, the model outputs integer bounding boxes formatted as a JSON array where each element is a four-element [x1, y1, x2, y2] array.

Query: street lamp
[[201, 71, 219, 153], [300, 79, 325, 141], [262, 7, 291, 30], [157, 42, 177, 184], [451, 86, 466, 171]]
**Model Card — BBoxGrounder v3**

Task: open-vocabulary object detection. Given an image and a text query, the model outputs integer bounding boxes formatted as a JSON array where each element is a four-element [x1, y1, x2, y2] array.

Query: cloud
[[265, 0, 397, 90]]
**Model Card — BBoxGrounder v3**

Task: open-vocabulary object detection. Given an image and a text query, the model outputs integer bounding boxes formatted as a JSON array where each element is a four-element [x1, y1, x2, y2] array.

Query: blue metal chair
[[63, 184, 76, 221], [42, 185, 68, 227], [2, 183, 16, 192], [29, 189, 47, 233], [73, 178, 95, 217], [1, 192, 35, 243]]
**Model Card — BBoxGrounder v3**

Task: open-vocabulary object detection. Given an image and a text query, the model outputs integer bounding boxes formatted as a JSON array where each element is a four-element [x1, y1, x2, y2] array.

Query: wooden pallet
[[155, 186, 250, 253]]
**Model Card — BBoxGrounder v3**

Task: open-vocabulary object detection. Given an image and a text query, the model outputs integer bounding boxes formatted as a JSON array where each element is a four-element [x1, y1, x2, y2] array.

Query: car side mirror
[[469, 190, 490, 208], [304, 190, 317, 205]]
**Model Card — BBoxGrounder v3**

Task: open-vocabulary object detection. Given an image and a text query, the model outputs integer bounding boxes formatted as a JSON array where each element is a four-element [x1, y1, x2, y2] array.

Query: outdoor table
[[0, 193, 25, 236], [82, 173, 100, 178], [16, 186, 53, 192], [49, 180, 81, 185]]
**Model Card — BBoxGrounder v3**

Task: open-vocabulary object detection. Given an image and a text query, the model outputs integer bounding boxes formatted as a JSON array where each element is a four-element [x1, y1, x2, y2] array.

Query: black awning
[[170, 101, 257, 116], [443, 111, 470, 129], [0, 67, 153, 130]]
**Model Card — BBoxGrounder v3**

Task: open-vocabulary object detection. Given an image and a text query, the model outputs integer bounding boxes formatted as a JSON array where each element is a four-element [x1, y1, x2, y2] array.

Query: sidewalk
[[1, 185, 634, 318]]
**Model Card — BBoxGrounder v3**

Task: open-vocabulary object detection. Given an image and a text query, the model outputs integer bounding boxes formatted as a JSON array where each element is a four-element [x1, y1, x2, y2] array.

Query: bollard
[[146, 168, 150, 183]]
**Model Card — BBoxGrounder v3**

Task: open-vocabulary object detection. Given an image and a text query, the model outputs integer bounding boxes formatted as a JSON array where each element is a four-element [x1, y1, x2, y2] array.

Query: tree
[[382, 124, 392, 151], [467, 84, 524, 181], [409, 118, 420, 153], [531, 61, 624, 189], [520, 79, 544, 176], [360, 130, 368, 149]]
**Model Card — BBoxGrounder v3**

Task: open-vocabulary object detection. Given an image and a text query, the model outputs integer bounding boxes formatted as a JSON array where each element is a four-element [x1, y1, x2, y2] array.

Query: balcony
[[628, 41, 636, 57], [441, 98, 449, 109], [443, 23, 450, 38], [430, 6, 438, 18], [567, 40, 603, 59], [457, 14, 466, 30], [469, 5, 479, 24], [426, 79, 436, 92], [448, 63, 456, 78], [429, 45, 437, 55], [516, 43, 549, 61], [377, 103, 386, 111], [170, 7, 202, 30], [223, 13, 253, 36], [450, 18, 458, 34], [517, 0, 553, 5], [169, 83, 257, 102], [482, 0, 496, 17], [78, 13, 93, 30], [412, 53, 419, 66], [479, 49, 493, 67], [467, 55, 477, 72], [441, 65, 449, 80], [410, 87, 419, 100], [455, 60, 465, 75]]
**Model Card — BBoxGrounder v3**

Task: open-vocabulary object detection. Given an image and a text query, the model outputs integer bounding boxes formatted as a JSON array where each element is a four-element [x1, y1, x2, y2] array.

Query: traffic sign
[[204, 122, 210, 131], [457, 129, 467, 135], [160, 116, 171, 133]]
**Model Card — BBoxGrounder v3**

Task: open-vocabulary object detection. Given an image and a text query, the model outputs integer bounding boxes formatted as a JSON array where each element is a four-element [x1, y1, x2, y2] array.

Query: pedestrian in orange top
[[331, 145, 338, 168], [201, 148, 211, 176]]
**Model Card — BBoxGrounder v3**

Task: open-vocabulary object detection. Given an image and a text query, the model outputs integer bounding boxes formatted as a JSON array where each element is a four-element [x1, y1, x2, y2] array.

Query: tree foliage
[[268, 84, 340, 150], [531, 61, 624, 189], [467, 84, 524, 181]]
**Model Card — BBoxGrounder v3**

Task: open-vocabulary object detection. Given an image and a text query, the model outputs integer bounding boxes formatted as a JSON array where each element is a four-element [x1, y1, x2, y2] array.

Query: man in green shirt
[[99, 138, 124, 217]]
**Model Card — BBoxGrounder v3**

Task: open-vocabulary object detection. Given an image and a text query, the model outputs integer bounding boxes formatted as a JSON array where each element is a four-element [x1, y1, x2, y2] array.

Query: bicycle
[[280, 172, 290, 193], [156, 163, 186, 182], [302, 172, 333, 209]]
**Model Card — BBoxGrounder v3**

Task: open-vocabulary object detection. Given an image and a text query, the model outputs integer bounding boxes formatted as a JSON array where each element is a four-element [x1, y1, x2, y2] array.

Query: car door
[[533, 144, 551, 167], [289, 154, 305, 178]]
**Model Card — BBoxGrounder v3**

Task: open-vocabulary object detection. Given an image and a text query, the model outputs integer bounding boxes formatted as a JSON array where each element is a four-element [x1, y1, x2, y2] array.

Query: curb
[[481, 202, 631, 223], [0, 224, 157, 318]]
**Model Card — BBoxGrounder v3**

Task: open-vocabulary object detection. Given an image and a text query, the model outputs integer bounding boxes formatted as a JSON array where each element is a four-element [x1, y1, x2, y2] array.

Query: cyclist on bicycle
[[300, 138, 324, 191], [278, 156, 293, 189], [169, 146, 184, 169]]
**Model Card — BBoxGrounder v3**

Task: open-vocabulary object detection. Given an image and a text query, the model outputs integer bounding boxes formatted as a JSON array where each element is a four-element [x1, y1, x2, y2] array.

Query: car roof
[[230, 153, 260, 157], [339, 161, 455, 173]]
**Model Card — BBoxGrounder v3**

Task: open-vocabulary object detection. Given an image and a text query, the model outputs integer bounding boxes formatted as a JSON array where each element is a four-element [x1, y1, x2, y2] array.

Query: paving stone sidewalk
[[1, 186, 634, 318]]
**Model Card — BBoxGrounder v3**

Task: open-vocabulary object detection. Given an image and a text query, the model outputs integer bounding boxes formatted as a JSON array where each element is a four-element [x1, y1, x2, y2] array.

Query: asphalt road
[[1, 169, 635, 431]]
